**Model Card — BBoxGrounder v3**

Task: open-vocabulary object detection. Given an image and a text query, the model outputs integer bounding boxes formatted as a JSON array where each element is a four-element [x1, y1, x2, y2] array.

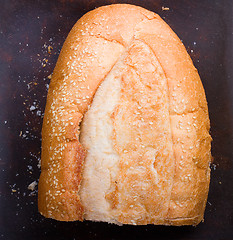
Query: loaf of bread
[[38, 4, 212, 226]]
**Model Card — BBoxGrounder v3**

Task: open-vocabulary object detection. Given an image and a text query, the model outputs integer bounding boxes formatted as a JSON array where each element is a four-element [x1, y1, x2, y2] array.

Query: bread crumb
[[48, 45, 53, 54], [28, 181, 37, 191], [162, 7, 170, 11], [30, 105, 36, 111], [47, 74, 52, 79]]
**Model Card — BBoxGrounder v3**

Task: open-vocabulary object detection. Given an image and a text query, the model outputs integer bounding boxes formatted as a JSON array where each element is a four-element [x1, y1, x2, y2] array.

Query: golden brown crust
[[38, 4, 211, 225], [134, 17, 211, 223]]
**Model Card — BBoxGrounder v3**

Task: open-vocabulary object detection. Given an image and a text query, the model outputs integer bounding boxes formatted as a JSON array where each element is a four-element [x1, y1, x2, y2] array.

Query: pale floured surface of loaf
[[79, 58, 123, 223], [38, 4, 211, 225], [109, 40, 175, 225]]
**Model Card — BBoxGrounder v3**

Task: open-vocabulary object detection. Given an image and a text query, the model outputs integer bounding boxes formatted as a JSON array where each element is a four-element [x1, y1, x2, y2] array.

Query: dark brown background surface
[[0, 0, 233, 239]]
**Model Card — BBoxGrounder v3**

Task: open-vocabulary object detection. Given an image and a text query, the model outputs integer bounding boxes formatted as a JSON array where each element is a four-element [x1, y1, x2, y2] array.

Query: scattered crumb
[[37, 159, 41, 169], [29, 192, 37, 197], [162, 6, 170, 11], [19, 131, 22, 137], [28, 181, 37, 191], [12, 189, 17, 193], [30, 105, 36, 111], [48, 46, 53, 54], [36, 110, 42, 116], [211, 163, 217, 170], [47, 74, 52, 79]]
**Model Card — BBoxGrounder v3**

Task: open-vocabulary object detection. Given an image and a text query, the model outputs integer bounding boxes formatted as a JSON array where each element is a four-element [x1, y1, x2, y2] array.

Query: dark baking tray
[[1, 0, 233, 239]]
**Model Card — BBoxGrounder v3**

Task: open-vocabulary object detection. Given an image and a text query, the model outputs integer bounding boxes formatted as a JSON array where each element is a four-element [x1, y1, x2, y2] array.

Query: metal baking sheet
[[1, 0, 233, 239]]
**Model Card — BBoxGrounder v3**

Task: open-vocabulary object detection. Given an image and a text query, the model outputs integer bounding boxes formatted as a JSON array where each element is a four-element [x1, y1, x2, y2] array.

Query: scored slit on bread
[[38, 4, 211, 225]]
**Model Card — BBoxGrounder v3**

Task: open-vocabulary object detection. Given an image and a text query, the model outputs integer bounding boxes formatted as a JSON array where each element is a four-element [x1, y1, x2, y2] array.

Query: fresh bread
[[38, 4, 212, 226]]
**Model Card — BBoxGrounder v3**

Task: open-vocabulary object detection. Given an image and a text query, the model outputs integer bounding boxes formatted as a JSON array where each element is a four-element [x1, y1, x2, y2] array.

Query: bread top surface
[[38, 4, 211, 225]]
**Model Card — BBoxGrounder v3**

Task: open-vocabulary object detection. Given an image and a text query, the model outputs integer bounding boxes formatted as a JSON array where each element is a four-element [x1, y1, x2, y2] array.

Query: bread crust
[[38, 4, 211, 225]]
